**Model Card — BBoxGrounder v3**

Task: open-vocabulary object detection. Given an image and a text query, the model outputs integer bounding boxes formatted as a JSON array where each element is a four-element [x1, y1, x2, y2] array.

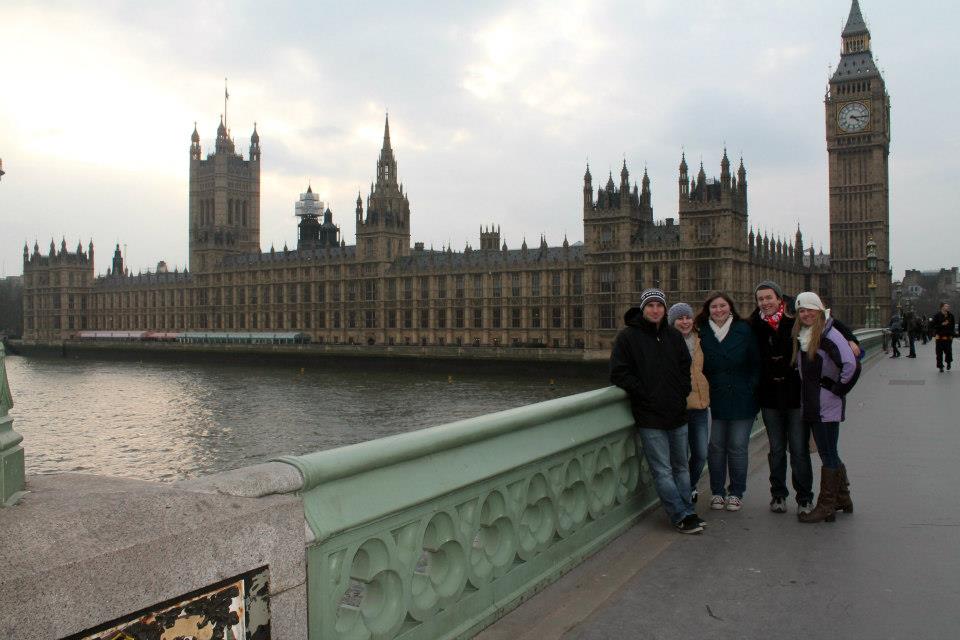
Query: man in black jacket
[[932, 302, 956, 372], [610, 288, 702, 534], [749, 281, 814, 515]]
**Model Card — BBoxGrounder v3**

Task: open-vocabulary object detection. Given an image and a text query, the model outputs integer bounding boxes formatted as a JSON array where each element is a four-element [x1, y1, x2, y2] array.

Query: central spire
[[382, 113, 392, 152]]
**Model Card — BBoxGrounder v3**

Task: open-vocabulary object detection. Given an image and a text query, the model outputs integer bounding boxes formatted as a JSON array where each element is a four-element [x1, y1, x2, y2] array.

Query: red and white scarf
[[762, 301, 785, 331]]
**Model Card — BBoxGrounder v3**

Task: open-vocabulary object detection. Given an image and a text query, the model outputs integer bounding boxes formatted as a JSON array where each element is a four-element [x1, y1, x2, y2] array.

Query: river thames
[[5, 353, 606, 481]]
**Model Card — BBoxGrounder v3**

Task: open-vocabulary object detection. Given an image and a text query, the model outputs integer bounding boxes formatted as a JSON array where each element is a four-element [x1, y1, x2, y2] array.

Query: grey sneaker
[[725, 496, 743, 511], [770, 497, 787, 513], [797, 501, 813, 516]]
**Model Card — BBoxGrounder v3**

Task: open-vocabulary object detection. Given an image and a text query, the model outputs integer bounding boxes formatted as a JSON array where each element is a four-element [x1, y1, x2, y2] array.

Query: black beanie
[[639, 288, 667, 310]]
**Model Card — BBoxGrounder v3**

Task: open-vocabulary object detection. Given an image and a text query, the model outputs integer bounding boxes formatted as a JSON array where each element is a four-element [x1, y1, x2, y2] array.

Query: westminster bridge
[[0, 330, 957, 639]]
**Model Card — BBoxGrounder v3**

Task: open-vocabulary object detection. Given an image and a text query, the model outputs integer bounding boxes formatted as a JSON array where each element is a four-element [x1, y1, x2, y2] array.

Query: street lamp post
[[866, 237, 879, 328]]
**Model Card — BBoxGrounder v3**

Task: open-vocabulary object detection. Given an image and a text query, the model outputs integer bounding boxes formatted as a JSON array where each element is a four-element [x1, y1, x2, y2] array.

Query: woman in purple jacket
[[792, 292, 860, 524]]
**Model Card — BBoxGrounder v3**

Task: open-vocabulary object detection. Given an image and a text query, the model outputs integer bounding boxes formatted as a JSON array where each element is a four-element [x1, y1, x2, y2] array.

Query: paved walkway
[[479, 341, 960, 640]]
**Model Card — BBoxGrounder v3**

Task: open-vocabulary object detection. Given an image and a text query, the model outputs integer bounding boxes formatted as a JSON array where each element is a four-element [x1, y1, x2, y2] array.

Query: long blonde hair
[[791, 310, 826, 364]]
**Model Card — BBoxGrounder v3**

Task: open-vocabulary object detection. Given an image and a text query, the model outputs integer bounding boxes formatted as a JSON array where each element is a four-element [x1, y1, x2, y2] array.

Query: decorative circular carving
[[468, 490, 517, 586], [587, 446, 617, 518], [616, 437, 640, 504], [557, 459, 588, 537], [409, 511, 467, 621], [517, 473, 556, 560], [334, 537, 407, 639]]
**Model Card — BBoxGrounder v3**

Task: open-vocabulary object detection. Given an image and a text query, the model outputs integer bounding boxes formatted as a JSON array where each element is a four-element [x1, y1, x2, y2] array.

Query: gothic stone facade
[[22, 112, 830, 350]]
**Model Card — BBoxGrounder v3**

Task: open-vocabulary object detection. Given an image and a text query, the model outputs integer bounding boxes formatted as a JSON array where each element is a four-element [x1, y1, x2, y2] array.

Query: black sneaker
[[948, 363, 952, 371], [694, 513, 707, 528], [675, 515, 704, 534]]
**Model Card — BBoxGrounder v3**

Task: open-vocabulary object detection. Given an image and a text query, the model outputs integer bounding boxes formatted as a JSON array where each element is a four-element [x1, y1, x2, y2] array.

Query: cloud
[[461, 1, 607, 119]]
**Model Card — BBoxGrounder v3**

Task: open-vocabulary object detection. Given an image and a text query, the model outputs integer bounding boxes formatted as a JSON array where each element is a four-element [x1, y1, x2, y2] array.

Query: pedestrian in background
[[888, 312, 903, 358], [749, 281, 813, 516], [669, 302, 710, 505], [611, 289, 703, 534], [696, 291, 760, 513], [792, 292, 860, 524], [904, 310, 918, 358], [932, 302, 956, 372]]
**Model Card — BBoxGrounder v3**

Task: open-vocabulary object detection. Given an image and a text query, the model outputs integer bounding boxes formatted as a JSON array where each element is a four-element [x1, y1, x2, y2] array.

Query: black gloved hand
[[819, 376, 837, 393]]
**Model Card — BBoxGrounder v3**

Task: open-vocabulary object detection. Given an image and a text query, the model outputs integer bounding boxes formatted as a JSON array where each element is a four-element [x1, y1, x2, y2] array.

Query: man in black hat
[[610, 288, 703, 534]]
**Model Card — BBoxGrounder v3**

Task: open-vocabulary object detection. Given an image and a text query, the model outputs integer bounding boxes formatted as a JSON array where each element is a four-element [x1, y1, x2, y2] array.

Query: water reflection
[[6, 354, 606, 481]]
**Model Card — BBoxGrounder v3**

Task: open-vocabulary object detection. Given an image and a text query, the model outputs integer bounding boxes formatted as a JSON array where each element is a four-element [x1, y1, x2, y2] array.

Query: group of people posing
[[610, 282, 861, 534]]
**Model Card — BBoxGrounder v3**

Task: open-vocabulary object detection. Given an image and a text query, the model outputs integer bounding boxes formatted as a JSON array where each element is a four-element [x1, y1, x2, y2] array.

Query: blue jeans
[[636, 426, 694, 525], [687, 408, 710, 493], [810, 421, 842, 469], [708, 418, 753, 498], [762, 407, 813, 504]]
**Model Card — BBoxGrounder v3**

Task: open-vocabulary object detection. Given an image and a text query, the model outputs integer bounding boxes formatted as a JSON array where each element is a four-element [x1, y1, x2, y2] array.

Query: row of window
[[87, 306, 587, 332], [86, 273, 590, 310]]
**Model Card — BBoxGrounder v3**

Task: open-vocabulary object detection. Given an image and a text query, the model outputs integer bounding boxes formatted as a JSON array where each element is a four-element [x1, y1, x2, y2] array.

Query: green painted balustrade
[[0, 343, 25, 506], [271, 329, 883, 640], [275, 385, 658, 640]]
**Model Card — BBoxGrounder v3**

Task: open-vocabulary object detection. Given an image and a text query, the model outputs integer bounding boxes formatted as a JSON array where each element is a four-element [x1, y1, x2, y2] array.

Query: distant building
[[0, 276, 23, 337], [20, 114, 827, 349], [24, 3, 888, 349], [897, 268, 960, 316]]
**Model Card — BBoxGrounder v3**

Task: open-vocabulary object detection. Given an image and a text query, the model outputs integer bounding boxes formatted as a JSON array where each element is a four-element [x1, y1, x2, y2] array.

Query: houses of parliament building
[[21, 1, 890, 351]]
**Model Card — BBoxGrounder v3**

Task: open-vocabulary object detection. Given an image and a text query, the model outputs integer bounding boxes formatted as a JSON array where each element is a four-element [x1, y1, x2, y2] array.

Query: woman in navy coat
[[696, 292, 760, 512]]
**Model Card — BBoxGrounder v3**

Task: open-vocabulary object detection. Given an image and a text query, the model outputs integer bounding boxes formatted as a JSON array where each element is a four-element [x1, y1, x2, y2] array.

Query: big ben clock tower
[[826, 0, 891, 327]]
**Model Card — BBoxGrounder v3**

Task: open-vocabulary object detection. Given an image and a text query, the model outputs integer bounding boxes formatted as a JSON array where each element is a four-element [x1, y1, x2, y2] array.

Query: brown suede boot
[[799, 467, 838, 523], [835, 463, 853, 514]]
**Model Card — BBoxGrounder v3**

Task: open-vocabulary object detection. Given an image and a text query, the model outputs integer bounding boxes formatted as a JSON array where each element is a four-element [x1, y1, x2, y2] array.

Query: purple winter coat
[[796, 319, 860, 423]]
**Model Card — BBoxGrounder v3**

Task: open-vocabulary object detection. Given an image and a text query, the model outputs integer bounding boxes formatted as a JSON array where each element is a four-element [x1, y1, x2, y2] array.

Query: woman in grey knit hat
[[669, 302, 710, 504]]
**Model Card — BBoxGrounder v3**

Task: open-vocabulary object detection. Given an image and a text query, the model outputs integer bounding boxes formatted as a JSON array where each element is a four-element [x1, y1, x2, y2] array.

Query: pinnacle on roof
[[842, 0, 868, 37], [382, 113, 392, 151], [584, 163, 591, 181], [217, 115, 226, 136], [191, 122, 200, 143], [251, 122, 259, 144], [679, 151, 688, 172]]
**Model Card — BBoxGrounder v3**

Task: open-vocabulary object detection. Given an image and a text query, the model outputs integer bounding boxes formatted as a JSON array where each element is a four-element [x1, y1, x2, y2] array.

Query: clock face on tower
[[838, 101, 870, 133]]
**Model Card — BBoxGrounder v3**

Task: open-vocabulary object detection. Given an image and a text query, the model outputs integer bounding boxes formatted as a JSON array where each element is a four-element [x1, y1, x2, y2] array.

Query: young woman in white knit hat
[[792, 291, 860, 523]]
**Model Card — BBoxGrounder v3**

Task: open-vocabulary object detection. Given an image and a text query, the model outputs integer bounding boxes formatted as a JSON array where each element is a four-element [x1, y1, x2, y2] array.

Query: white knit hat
[[795, 291, 826, 312]]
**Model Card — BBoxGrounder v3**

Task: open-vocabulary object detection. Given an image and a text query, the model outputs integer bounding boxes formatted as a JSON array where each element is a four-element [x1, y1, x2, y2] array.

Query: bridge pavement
[[479, 341, 960, 640]]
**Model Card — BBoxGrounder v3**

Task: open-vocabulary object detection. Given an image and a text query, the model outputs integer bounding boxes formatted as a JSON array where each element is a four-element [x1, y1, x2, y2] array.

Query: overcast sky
[[1, 0, 957, 279]]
